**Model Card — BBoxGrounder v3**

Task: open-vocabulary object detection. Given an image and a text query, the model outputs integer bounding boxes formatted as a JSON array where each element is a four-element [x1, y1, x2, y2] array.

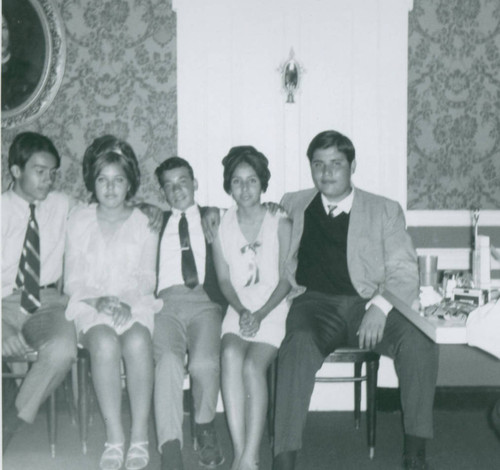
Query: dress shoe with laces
[[403, 451, 431, 470], [272, 451, 297, 470], [490, 398, 500, 436], [161, 439, 184, 470], [2, 415, 24, 452], [195, 421, 224, 468]]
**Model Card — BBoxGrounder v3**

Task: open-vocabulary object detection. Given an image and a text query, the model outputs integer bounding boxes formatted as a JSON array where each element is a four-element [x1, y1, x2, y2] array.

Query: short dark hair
[[8, 132, 60, 172], [222, 146, 271, 194], [306, 130, 355, 164], [155, 156, 194, 186], [82, 135, 140, 201]]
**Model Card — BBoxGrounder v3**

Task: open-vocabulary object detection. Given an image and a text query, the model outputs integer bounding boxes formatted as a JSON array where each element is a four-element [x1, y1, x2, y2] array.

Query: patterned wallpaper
[[408, 0, 500, 210], [1, 0, 177, 206], [4, 0, 500, 211]]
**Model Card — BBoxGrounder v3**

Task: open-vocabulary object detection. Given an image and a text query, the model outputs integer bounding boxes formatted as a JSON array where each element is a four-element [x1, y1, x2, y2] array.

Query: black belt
[[15, 283, 57, 291], [40, 283, 58, 290]]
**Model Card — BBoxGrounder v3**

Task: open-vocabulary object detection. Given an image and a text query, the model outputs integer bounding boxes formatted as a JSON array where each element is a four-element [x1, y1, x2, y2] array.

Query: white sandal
[[100, 442, 125, 470], [125, 441, 149, 470]]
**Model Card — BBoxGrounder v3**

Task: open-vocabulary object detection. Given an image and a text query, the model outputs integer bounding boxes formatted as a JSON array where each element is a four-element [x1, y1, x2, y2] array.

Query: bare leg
[[121, 324, 154, 442], [240, 342, 277, 470], [221, 334, 248, 470], [82, 325, 124, 445]]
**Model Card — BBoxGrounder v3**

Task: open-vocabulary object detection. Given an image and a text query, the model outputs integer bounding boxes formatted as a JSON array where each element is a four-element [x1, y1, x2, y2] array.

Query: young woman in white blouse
[[65, 135, 162, 470]]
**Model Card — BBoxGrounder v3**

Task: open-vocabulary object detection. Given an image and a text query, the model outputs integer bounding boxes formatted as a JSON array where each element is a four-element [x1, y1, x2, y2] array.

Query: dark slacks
[[273, 290, 439, 455]]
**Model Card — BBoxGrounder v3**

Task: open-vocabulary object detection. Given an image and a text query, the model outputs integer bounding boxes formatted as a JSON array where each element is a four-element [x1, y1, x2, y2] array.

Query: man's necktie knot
[[328, 205, 338, 217]]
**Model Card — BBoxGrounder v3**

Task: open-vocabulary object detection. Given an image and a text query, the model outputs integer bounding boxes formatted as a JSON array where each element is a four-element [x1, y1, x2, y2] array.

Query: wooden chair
[[76, 348, 195, 454], [268, 347, 380, 459], [76, 348, 95, 455], [2, 351, 76, 458]]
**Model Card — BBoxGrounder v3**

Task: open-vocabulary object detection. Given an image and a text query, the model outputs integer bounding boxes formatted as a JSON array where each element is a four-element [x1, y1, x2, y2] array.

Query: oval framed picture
[[2, 0, 65, 128]]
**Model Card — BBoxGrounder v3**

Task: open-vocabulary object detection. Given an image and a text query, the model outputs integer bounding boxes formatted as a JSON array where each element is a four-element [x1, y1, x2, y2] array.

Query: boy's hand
[[96, 296, 121, 316], [239, 310, 262, 338], [112, 302, 132, 328], [136, 202, 163, 233], [263, 202, 285, 216], [2, 332, 30, 357], [357, 305, 386, 349], [201, 207, 220, 243]]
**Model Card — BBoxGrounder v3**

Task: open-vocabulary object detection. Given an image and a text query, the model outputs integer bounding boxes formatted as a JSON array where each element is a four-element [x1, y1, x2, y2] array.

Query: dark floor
[[2, 388, 500, 470]]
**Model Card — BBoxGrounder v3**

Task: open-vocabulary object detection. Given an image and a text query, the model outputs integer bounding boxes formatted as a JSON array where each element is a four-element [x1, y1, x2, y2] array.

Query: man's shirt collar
[[8, 188, 37, 210], [321, 188, 354, 217], [171, 203, 198, 218]]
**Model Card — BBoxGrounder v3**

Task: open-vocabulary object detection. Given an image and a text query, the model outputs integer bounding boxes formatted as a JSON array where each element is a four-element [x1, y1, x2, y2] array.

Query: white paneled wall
[[174, 0, 413, 209], [173, 0, 412, 409]]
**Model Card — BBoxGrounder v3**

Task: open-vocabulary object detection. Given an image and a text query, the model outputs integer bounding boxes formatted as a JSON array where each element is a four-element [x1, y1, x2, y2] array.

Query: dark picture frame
[[1, 0, 65, 128]]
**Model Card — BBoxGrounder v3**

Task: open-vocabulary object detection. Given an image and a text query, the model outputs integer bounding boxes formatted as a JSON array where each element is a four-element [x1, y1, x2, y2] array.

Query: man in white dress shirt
[[153, 157, 227, 470], [2, 132, 77, 447]]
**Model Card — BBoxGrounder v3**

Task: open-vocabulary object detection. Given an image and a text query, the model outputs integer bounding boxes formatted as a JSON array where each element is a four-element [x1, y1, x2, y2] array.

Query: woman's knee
[[85, 327, 121, 361], [242, 355, 268, 380], [122, 324, 152, 355], [221, 339, 243, 364]]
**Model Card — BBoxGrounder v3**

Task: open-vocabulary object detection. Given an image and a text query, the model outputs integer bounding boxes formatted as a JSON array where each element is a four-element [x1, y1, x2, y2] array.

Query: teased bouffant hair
[[82, 135, 140, 201], [222, 145, 271, 194]]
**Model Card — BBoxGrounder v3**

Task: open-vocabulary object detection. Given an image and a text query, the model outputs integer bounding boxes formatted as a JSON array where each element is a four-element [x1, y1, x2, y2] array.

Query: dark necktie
[[15, 203, 41, 314], [179, 212, 199, 288], [328, 204, 338, 218]]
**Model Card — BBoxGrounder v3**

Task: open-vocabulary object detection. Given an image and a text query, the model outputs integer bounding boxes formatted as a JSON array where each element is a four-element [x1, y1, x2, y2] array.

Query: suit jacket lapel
[[347, 190, 363, 264], [285, 189, 317, 260], [347, 189, 374, 289]]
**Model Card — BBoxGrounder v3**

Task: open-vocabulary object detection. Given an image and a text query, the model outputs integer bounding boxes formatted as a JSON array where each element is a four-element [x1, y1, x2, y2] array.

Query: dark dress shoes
[[403, 451, 431, 470], [490, 398, 500, 436], [161, 439, 184, 470], [195, 420, 224, 468], [2, 414, 24, 452], [273, 451, 297, 470]]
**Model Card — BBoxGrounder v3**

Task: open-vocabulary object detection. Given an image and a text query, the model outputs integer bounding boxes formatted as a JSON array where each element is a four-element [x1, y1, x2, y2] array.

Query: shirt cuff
[[366, 294, 393, 316]]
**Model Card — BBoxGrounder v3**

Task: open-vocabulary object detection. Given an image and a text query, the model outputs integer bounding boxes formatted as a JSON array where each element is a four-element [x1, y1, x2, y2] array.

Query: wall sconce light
[[279, 49, 304, 104]]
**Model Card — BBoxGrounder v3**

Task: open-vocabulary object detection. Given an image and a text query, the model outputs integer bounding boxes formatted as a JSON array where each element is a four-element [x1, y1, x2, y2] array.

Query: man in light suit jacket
[[273, 130, 439, 470]]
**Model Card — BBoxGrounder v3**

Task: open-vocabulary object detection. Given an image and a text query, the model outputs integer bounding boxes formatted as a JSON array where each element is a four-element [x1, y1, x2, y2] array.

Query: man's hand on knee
[[357, 305, 386, 349], [2, 331, 30, 357]]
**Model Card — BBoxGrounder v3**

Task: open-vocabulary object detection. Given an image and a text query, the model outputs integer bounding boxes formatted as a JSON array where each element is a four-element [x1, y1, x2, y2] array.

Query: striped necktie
[[15, 203, 41, 314], [328, 204, 338, 218], [179, 212, 199, 288]]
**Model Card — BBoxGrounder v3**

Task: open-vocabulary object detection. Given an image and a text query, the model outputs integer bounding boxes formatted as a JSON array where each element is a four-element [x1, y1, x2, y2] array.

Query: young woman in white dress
[[212, 146, 292, 470], [65, 136, 162, 470]]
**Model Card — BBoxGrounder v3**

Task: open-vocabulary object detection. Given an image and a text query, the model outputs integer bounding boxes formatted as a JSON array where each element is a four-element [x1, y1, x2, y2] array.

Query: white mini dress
[[219, 206, 289, 348]]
